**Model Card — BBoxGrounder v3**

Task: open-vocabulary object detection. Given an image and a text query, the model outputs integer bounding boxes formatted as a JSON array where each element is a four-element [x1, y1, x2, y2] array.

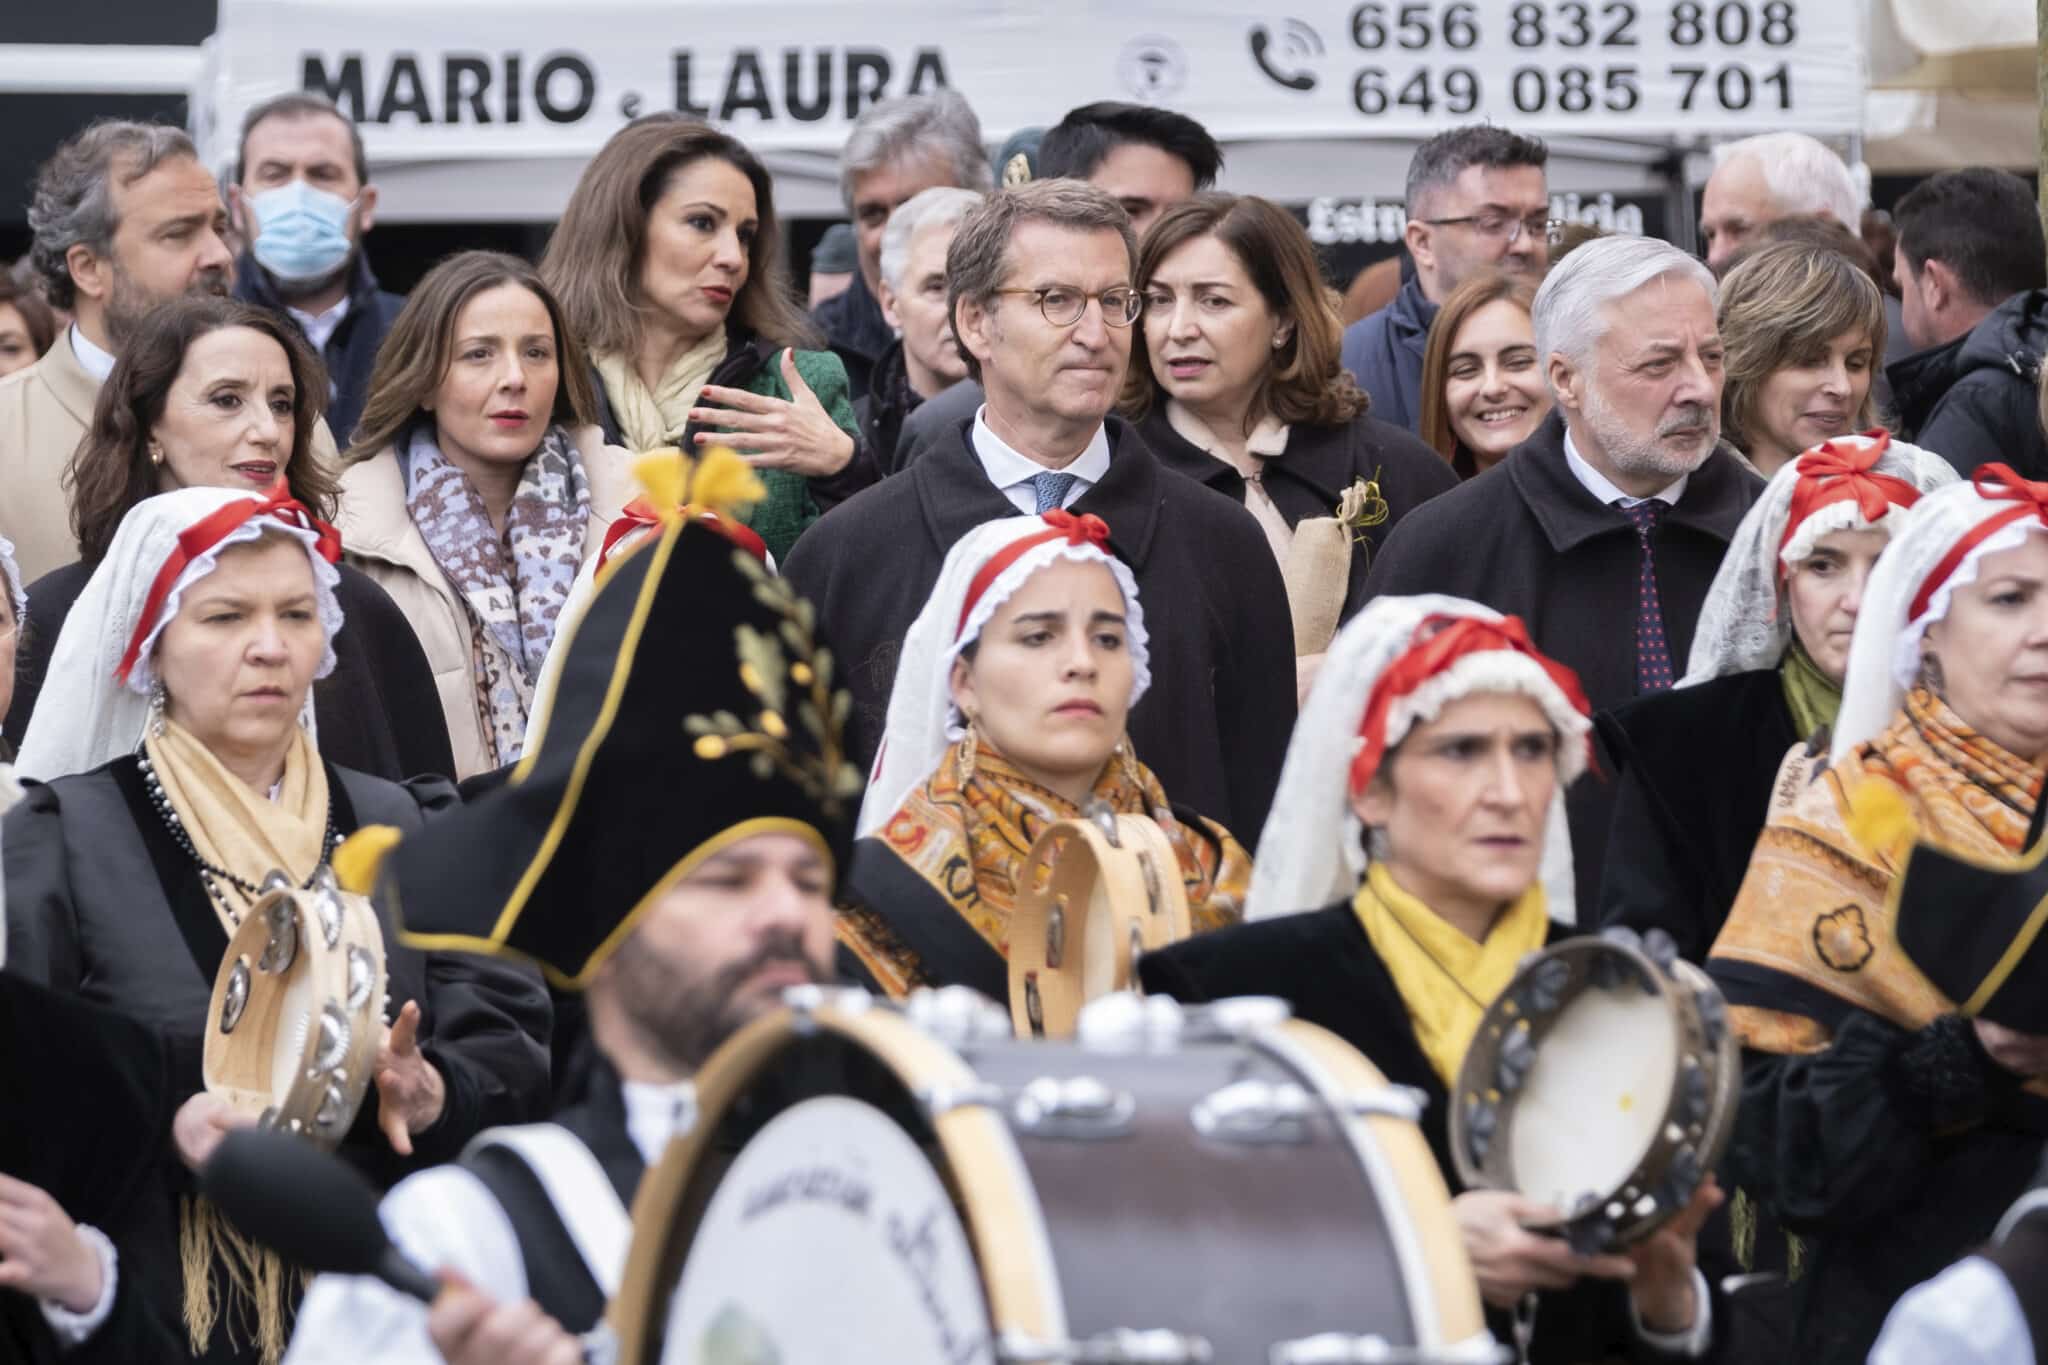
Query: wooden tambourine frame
[[1007, 809, 1193, 1038], [1450, 934, 1739, 1250], [203, 875, 387, 1148], [607, 996, 1492, 1363]]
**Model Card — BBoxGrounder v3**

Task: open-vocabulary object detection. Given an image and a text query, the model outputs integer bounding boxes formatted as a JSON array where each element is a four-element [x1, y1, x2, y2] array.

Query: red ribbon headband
[[1350, 614, 1591, 796], [1778, 431, 1923, 570], [955, 510, 1112, 638], [596, 497, 769, 574], [1907, 462, 2048, 624], [116, 481, 341, 684]]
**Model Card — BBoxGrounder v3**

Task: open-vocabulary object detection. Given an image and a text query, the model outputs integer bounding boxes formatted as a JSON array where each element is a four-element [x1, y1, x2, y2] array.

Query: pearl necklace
[[136, 749, 338, 926]]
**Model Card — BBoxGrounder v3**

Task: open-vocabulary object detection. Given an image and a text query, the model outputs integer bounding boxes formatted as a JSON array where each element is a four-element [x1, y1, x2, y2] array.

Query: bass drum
[[611, 986, 1506, 1365]]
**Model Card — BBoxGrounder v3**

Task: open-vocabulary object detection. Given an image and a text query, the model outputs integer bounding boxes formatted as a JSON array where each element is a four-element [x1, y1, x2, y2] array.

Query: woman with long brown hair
[[5, 295, 453, 782], [1418, 272, 1551, 479], [1120, 193, 1456, 697], [541, 115, 865, 559], [343, 250, 632, 780]]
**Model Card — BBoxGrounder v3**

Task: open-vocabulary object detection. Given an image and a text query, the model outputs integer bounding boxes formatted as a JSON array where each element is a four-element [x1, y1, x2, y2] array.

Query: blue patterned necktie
[[1031, 471, 1078, 514], [1619, 499, 1675, 693]]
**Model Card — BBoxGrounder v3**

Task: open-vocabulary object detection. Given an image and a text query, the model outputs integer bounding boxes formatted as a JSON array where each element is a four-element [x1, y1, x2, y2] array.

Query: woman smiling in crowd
[[1418, 272, 1551, 478]]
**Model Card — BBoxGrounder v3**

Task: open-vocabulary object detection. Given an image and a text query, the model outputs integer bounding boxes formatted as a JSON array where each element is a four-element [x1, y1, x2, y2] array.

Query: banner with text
[[199, 0, 1866, 165]]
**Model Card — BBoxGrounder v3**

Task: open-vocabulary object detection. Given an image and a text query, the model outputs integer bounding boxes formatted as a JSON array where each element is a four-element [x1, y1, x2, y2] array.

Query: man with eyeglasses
[[786, 180, 1296, 848], [1340, 125, 1551, 433]]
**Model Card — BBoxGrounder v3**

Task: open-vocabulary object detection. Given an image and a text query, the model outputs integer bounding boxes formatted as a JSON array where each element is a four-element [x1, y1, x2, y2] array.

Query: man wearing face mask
[[231, 93, 404, 450]]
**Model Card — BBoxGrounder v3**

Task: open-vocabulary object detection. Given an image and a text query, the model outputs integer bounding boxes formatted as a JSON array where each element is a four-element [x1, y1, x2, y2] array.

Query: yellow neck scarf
[[1351, 861, 1549, 1087], [143, 716, 330, 931], [593, 330, 729, 453]]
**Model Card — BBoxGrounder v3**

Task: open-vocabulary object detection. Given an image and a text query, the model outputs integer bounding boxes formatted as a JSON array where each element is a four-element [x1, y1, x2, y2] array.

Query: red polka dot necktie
[[1620, 500, 1675, 693]]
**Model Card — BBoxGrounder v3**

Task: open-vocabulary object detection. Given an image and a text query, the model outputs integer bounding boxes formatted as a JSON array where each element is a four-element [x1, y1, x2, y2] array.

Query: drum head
[[660, 1095, 992, 1362]]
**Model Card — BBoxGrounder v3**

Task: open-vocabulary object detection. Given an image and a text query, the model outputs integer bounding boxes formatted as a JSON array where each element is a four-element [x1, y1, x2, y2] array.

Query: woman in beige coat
[[341, 251, 631, 778]]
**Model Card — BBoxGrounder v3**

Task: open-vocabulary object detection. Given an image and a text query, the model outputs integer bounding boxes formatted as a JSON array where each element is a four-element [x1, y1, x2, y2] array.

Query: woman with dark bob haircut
[[342, 250, 634, 780], [1120, 193, 1457, 699], [540, 114, 866, 558], [5, 295, 454, 782]]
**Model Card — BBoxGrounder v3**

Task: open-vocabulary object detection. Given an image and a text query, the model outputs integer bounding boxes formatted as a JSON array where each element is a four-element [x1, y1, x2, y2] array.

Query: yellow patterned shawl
[[1708, 686, 2043, 1056], [837, 739, 1250, 997]]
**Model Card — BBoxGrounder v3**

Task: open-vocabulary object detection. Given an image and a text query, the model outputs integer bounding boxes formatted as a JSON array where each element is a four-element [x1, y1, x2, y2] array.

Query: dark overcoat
[[1360, 412, 1762, 903], [782, 414, 1297, 847], [1133, 406, 1458, 631]]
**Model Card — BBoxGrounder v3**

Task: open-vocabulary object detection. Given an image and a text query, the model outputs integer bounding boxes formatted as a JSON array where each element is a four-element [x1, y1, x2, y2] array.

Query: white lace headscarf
[[15, 487, 343, 782], [1682, 431, 1958, 685], [857, 512, 1150, 837], [1245, 594, 1593, 923], [1833, 466, 2048, 765]]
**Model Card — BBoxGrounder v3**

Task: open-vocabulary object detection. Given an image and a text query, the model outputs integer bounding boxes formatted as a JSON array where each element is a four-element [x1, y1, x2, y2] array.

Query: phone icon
[[1250, 20, 1323, 93]]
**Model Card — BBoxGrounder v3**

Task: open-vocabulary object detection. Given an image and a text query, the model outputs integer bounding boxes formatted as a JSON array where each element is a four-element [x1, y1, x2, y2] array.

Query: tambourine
[[203, 868, 388, 1147], [1451, 927, 1739, 1252], [1007, 804, 1193, 1038]]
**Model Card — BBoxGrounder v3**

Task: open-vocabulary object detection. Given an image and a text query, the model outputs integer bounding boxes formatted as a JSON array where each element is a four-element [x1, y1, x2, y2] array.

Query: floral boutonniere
[[1338, 470, 1390, 545]]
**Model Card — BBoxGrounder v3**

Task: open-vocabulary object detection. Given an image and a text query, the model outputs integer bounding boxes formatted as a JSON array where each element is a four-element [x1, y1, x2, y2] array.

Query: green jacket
[[587, 335, 861, 562]]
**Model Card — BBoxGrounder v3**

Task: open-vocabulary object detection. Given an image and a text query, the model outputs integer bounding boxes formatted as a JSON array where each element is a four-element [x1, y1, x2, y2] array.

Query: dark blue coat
[[1339, 275, 1438, 433]]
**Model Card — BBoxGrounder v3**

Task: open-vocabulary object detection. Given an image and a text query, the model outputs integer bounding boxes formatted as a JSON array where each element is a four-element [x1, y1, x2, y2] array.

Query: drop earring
[[149, 678, 168, 739], [956, 716, 979, 786]]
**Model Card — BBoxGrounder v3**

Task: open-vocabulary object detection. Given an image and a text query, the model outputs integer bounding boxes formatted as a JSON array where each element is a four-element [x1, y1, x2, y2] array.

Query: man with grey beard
[[1361, 235, 1761, 905]]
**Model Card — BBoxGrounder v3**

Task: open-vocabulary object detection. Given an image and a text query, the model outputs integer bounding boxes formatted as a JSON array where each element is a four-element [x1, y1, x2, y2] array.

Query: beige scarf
[[593, 330, 729, 452], [145, 715, 330, 929]]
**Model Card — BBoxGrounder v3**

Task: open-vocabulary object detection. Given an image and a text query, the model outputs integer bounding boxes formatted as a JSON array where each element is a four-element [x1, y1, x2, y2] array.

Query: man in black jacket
[[229, 93, 404, 450], [1362, 235, 1761, 904], [858, 185, 982, 475], [814, 90, 992, 400], [1887, 168, 2048, 479], [786, 181, 1296, 846]]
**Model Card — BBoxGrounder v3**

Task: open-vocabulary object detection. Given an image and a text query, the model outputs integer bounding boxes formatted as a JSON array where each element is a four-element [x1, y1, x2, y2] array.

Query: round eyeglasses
[[990, 286, 1145, 328]]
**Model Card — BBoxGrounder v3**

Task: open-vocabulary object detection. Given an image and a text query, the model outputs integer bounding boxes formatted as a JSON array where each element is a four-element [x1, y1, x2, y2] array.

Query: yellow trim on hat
[[1884, 823, 2048, 1017], [398, 816, 835, 991]]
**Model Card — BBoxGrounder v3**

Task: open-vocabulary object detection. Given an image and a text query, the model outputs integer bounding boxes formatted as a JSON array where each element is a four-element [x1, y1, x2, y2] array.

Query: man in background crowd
[[1340, 124, 1549, 432], [1698, 131, 1864, 275], [860, 186, 982, 474], [806, 222, 858, 308], [229, 92, 403, 448], [0, 121, 232, 582], [1886, 167, 2048, 479], [814, 90, 992, 400]]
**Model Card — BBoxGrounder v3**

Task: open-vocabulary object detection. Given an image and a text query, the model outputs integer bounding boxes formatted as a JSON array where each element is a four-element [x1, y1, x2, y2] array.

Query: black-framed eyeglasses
[[1422, 212, 1559, 246], [991, 286, 1145, 328]]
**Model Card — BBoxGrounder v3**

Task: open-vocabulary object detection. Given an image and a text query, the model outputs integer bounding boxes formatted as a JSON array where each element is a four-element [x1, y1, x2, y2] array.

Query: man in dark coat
[[228, 93, 404, 448], [785, 181, 1296, 846], [855, 186, 982, 476], [814, 90, 992, 400], [1362, 236, 1761, 904], [1340, 124, 1550, 432], [1887, 170, 2048, 479]]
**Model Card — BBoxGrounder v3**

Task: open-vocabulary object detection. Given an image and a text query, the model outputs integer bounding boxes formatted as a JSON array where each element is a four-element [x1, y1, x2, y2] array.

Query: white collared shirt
[[69, 324, 115, 383], [1563, 429, 1688, 509], [283, 1079, 697, 1364], [288, 294, 353, 356], [971, 406, 1112, 514]]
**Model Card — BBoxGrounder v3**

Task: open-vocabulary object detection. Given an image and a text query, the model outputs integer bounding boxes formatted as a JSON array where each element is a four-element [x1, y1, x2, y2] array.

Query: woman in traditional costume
[[1707, 465, 2048, 1365], [836, 510, 1249, 999], [1140, 594, 1719, 1363], [3, 486, 550, 1363], [1598, 431, 1954, 960]]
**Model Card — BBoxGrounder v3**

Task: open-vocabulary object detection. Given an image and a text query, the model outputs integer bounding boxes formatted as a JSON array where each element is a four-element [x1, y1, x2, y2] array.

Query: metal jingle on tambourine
[[309, 1002, 351, 1078], [346, 947, 377, 1013], [219, 957, 250, 1034], [313, 886, 345, 948], [257, 894, 297, 973]]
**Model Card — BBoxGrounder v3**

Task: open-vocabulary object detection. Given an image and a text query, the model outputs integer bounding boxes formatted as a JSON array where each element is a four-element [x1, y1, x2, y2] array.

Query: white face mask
[[248, 180, 356, 284]]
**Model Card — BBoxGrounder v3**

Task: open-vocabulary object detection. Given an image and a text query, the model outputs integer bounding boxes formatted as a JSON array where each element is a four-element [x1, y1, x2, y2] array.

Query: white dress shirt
[[971, 406, 1111, 514], [1870, 1256, 2032, 1365], [283, 1079, 696, 1364], [288, 294, 353, 356], [69, 324, 115, 383], [1563, 430, 1688, 509]]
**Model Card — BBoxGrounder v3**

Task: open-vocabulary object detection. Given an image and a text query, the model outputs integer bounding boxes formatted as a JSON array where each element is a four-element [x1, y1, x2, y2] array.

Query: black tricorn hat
[[1894, 833, 2048, 1032], [351, 453, 863, 990]]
